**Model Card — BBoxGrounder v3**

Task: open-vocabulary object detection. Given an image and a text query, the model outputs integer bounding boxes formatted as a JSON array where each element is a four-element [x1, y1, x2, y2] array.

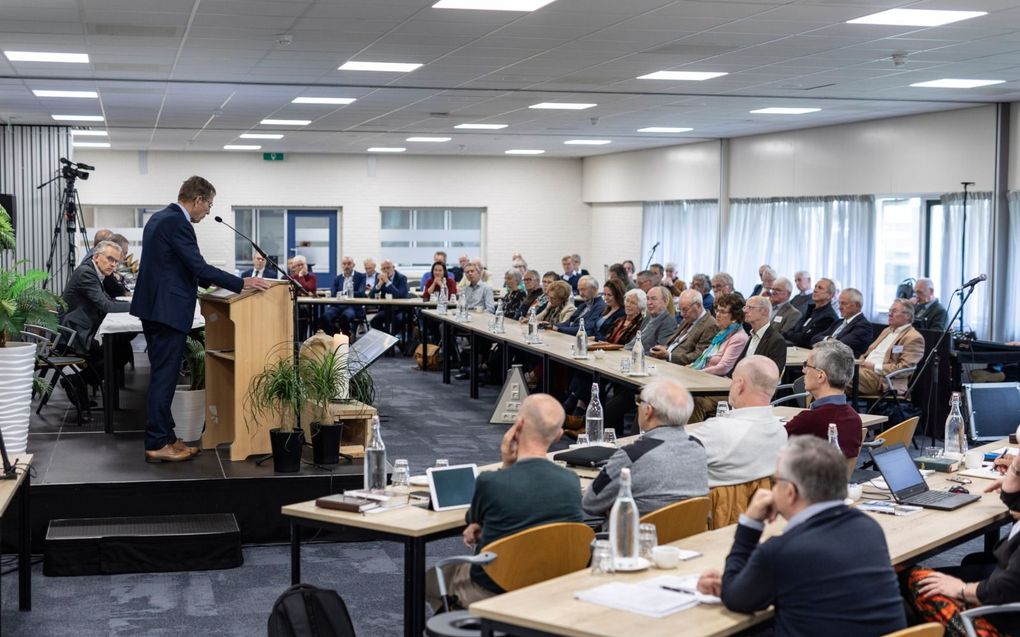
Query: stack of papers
[[575, 575, 720, 618], [858, 501, 922, 516]]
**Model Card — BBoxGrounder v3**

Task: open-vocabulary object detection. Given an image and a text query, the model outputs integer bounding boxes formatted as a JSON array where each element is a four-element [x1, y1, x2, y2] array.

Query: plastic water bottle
[[944, 392, 968, 459], [364, 415, 387, 491], [586, 383, 603, 444], [608, 467, 640, 569], [527, 307, 538, 343], [717, 401, 730, 417], [436, 285, 448, 315], [576, 319, 588, 358], [343, 276, 353, 299], [493, 300, 504, 333], [631, 330, 645, 374], [827, 423, 841, 453]]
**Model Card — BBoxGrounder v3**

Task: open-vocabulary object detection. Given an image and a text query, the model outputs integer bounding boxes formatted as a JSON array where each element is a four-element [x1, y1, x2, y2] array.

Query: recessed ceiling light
[[750, 107, 820, 115], [454, 123, 508, 130], [260, 119, 310, 126], [505, 149, 545, 155], [70, 130, 108, 136], [52, 114, 104, 121], [910, 78, 1006, 89], [847, 9, 986, 27], [637, 71, 728, 81], [433, 0, 558, 10], [339, 61, 422, 73], [529, 102, 597, 110], [224, 145, 261, 150], [240, 133, 284, 139], [33, 89, 98, 98], [367, 147, 406, 153], [4, 51, 89, 63], [406, 137, 452, 142], [291, 97, 356, 105], [72, 141, 110, 148], [637, 127, 693, 133], [564, 139, 611, 145]]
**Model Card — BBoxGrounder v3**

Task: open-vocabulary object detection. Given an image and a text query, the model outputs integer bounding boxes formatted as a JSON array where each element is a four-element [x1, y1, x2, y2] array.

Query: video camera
[[60, 157, 95, 181]]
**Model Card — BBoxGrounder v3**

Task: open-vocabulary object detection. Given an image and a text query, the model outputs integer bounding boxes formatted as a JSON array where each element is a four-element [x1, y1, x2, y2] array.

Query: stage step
[[44, 513, 243, 576]]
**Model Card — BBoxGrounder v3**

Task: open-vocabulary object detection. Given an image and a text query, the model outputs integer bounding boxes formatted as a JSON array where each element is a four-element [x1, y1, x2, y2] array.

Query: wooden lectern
[[199, 281, 293, 461]]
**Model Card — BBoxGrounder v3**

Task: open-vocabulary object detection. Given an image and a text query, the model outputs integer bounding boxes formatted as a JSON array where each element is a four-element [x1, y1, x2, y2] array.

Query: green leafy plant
[[245, 346, 305, 434], [182, 329, 205, 391], [0, 260, 65, 348], [0, 204, 14, 251], [302, 346, 346, 424]]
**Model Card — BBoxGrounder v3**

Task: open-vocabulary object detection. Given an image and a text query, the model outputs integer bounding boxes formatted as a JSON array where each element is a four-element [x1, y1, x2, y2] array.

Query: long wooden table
[[470, 440, 1011, 637], [0, 454, 32, 628]]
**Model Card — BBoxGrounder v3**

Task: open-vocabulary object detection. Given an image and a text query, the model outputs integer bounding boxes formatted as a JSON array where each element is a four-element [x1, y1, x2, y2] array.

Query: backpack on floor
[[268, 583, 356, 637], [414, 343, 442, 370]]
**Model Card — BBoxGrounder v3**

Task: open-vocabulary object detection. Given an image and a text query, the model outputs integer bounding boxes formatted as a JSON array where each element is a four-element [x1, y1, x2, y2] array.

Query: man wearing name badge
[[912, 277, 948, 332], [783, 278, 838, 347], [240, 251, 277, 280], [548, 275, 605, 336], [856, 298, 925, 397], [131, 176, 272, 463], [809, 287, 871, 357], [697, 436, 906, 637], [424, 394, 582, 611], [649, 289, 717, 366], [734, 295, 787, 374], [785, 340, 863, 460], [767, 277, 802, 335]]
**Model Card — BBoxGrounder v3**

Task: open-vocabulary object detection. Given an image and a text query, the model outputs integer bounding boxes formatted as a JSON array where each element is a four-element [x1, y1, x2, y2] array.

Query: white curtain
[[930, 192, 993, 337], [724, 196, 876, 315], [1001, 192, 1020, 341], [641, 200, 719, 279]]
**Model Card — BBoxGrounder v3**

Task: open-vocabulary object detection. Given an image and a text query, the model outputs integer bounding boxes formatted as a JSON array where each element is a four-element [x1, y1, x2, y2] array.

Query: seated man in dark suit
[[560, 254, 581, 294], [735, 295, 787, 374], [809, 287, 872, 357], [649, 289, 717, 366], [322, 255, 366, 335], [783, 278, 838, 347], [912, 277, 947, 331], [240, 251, 278, 280], [368, 258, 409, 334], [697, 436, 906, 637], [549, 275, 605, 336]]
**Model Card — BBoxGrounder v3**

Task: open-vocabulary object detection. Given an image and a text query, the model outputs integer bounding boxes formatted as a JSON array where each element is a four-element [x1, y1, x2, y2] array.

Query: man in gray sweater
[[583, 379, 709, 518]]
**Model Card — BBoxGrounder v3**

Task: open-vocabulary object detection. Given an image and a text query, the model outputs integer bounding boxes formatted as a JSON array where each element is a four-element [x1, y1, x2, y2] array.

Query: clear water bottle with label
[[576, 319, 588, 358], [827, 423, 841, 453], [631, 330, 645, 374], [944, 392, 968, 459], [493, 300, 504, 333], [527, 306, 539, 343], [364, 415, 387, 491], [586, 383, 603, 444], [343, 276, 354, 299], [717, 401, 730, 417], [436, 285, 448, 315], [608, 467, 640, 569]]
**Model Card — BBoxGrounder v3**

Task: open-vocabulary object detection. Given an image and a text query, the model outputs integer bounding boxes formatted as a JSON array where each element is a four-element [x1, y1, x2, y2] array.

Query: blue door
[[287, 210, 337, 289]]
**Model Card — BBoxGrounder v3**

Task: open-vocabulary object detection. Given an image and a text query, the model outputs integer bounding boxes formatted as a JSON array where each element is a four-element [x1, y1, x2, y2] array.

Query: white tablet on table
[[426, 464, 479, 511]]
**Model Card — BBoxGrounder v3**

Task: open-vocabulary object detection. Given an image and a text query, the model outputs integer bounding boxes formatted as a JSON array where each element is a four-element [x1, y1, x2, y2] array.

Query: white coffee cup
[[847, 483, 864, 501], [651, 545, 681, 569], [593, 350, 605, 360], [964, 450, 984, 469]]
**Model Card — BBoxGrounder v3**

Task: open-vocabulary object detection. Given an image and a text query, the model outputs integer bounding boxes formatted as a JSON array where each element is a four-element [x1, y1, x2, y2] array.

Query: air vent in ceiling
[[88, 23, 181, 37]]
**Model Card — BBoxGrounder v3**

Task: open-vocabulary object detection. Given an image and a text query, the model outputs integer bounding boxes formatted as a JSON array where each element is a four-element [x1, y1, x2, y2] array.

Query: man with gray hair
[[857, 298, 924, 396], [750, 265, 775, 298], [791, 270, 813, 313], [768, 277, 802, 334], [650, 288, 717, 365], [583, 379, 708, 519], [691, 273, 714, 314], [810, 287, 871, 357], [697, 436, 906, 636], [784, 278, 838, 348], [711, 272, 735, 298], [913, 277, 947, 331], [785, 340, 863, 459], [736, 295, 786, 373], [550, 275, 605, 336]]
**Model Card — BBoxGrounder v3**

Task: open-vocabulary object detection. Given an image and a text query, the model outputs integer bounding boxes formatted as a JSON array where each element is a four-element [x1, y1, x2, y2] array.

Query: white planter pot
[[0, 342, 38, 454], [171, 386, 206, 442]]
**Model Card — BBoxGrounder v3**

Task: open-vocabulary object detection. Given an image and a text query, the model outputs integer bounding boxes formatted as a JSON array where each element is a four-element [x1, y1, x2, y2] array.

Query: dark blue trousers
[[142, 319, 187, 450]]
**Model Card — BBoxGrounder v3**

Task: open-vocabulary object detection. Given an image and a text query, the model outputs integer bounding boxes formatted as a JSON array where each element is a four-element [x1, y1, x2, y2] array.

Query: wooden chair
[[861, 416, 920, 467], [481, 522, 595, 592], [708, 477, 772, 529], [639, 497, 711, 544], [883, 622, 945, 637]]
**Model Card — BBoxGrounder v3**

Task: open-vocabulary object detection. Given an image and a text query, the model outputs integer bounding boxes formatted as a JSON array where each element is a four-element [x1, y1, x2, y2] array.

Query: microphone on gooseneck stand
[[213, 216, 306, 296], [960, 274, 987, 290]]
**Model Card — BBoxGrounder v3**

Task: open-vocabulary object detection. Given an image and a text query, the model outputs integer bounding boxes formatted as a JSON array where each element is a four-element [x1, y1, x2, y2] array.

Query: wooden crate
[[328, 400, 377, 458]]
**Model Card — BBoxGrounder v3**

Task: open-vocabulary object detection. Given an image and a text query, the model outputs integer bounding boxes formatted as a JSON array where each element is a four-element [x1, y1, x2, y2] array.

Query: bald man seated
[[425, 394, 583, 611]]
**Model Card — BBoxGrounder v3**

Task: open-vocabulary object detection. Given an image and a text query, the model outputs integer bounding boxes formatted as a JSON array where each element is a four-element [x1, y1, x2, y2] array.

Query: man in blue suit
[[131, 176, 271, 463], [240, 251, 278, 280], [322, 255, 366, 336], [369, 259, 409, 334], [549, 275, 605, 336]]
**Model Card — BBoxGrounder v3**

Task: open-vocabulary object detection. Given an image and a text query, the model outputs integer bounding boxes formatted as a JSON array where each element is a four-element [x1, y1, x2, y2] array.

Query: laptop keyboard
[[906, 491, 955, 505]]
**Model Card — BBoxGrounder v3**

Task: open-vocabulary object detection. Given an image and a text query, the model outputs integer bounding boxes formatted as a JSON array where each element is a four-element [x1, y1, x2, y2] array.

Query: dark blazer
[[131, 204, 244, 333], [240, 267, 278, 279], [702, 292, 715, 314], [750, 283, 763, 298], [666, 311, 718, 366], [809, 313, 873, 357], [913, 300, 948, 332], [368, 271, 409, 299], [562, 272, 581, 294], [556, 297, 607, 336], [593, 307, 625, 341], [976, 523, 1020, 606], [735, 324, 787, 374], [721, 506, 906, 637], [783, 302, 837, 348], [330, 271, 367, 298], [790, 291, 812, 313], [61, 262, 130, 354]]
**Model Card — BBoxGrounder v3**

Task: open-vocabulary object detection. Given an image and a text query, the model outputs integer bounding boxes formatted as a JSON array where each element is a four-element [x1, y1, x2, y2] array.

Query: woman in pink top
[[691, 293, 748, 376]]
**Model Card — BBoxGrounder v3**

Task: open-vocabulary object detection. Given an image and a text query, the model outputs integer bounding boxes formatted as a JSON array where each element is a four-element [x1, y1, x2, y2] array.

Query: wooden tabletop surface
[[0, 454, 32, 515]]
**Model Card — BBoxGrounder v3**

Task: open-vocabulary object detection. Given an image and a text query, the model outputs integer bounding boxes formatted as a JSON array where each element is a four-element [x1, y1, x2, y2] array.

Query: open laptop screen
[[871, 444, 926, 496]]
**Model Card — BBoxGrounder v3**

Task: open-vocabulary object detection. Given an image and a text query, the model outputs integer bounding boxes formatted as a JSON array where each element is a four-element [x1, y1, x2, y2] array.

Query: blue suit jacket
[[809, 313, 872, 357], [330, 271, 367, 298], [369, 271, 409, 299], [130, 204, 244, 333], [555, 297, 607, 336], [240, 267, 278, 279]]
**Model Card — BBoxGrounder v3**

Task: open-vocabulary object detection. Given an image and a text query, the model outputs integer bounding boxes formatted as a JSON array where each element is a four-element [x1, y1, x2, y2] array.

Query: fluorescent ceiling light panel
[[750, 107, 820, 115], [367, 147, 406, 153], [406, 137, 451, 142], [240, 133, 284, 139], [4, 51, 89, 63], [454, 123, 507, 130], [339, 61, 421, 73], [637, 127, 693, 133], [637, 71, 728, 81], [847, 9, 985, 26], [910, 78, 1005, 88], [33, 89, 98, 98], [224, 145, 261, 150], [505, 149, 544, 155], [70, 130, 107, 136], [529, 102, 597, 110], [72, 142, 110, 148], [292, 97, 356, 105], [564, 139, 611, 145], [260, 119, 310, 126], [433, 0, 558, 10], [52, 114, 104, 121]]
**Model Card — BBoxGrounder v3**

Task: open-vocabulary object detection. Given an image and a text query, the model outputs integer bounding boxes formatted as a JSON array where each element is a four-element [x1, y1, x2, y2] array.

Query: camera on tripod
[[60, 157, 94, 181]]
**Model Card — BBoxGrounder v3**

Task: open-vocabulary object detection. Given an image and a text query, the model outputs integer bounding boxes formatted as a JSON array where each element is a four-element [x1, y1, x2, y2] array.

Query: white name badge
[[772, 316, 783, 323], [892, 345, 904, 354]]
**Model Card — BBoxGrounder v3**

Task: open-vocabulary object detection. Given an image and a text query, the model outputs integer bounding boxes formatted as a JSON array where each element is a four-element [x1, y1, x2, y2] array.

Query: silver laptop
[[870, 444, 979, 511]]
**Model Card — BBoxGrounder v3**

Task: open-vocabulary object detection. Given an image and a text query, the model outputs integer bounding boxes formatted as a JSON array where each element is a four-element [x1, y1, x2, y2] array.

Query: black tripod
[[37, 159, 94, 289]]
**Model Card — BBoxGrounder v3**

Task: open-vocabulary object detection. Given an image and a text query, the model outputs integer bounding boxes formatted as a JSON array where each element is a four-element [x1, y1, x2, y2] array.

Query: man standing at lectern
[[131, 176, 271, 463]]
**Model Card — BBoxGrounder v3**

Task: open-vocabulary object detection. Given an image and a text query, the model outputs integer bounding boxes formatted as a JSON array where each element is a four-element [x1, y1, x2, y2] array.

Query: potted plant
[[246, 349, 306, 473], [171, 329, 206, 443], [0, 206, 64, 453], [302, 346, 348, 465]]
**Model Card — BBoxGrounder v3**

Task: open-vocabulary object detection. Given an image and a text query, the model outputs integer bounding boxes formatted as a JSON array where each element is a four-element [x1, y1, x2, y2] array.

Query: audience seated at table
[[322, 255, 366, 336], [856, 298, 925, 397], [497, 269, 527, 319], [367, 259, 409, 335], [560, 254, 581, 294], [535, 280, 574, 325], [784, 278, 838, 347], [548, 275, 605, 336], [607, 262, 636, 291], [809, 287, 872, 357], [735, 295, 787, 374], [785, 339, 863, 460], [768, 277, 802, 334], [591, 278, 627, 342], [420, 260, 457, 301], [649, 289, 717, 366], [697, 436, 906, 637], [690, 293, 748, 377], [691, 273, 714, 314], [635, 269, 655, 292], [514, 270, 545, 320], [288, 255, 317, 294], [624, 286, 674, 352]]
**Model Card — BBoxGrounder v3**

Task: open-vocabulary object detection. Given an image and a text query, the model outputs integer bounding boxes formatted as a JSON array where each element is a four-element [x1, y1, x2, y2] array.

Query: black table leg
[[103, 334, 115, 434], [405, 537, 427, 637], [290, 520, 301, 584], [442, 322, 452, 384], [419, 310, 429, 372], [501, 344, 509, 383], [542, 355, 550, 393], [852, 365, 860, 407], [18, 471, 30, 611], [469, 332, 479, 399]]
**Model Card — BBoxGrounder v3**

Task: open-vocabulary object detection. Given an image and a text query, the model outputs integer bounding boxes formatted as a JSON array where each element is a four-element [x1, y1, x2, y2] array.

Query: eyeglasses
[[634, 396, 646, 407], [716, 309, 732, 316], [743, 304, 766, 312], [772, 474, 799, 493], [201, 197, 214, 209]]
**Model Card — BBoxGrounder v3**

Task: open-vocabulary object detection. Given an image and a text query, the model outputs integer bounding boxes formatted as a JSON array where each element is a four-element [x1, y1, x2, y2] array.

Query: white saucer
[[626, 371, 651, 378], [408, 475, 429, 486], [613, 556, 651, 572], [571, 355, 591, 360]]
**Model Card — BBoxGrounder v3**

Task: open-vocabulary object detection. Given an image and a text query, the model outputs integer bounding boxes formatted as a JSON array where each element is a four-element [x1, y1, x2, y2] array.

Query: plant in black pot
[[302, 346, 349, 465], [246, 352, 306, 473]]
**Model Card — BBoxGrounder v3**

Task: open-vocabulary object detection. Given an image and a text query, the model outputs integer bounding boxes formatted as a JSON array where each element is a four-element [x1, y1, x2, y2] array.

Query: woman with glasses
[[691, 293, 748, 376]]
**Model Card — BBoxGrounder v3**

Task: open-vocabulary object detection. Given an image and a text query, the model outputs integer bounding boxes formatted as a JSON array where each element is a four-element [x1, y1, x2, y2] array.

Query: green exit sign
[[263, 153, 285, 161]]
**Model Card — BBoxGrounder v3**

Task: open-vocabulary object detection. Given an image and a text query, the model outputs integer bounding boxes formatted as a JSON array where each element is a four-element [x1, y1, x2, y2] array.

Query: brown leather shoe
[[172, 440, 200, 456], [145, 444, 194, 463]]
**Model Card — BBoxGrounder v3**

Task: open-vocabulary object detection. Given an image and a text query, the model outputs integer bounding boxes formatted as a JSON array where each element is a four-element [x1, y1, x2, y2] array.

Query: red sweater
[[785, 402, 863, 459]]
